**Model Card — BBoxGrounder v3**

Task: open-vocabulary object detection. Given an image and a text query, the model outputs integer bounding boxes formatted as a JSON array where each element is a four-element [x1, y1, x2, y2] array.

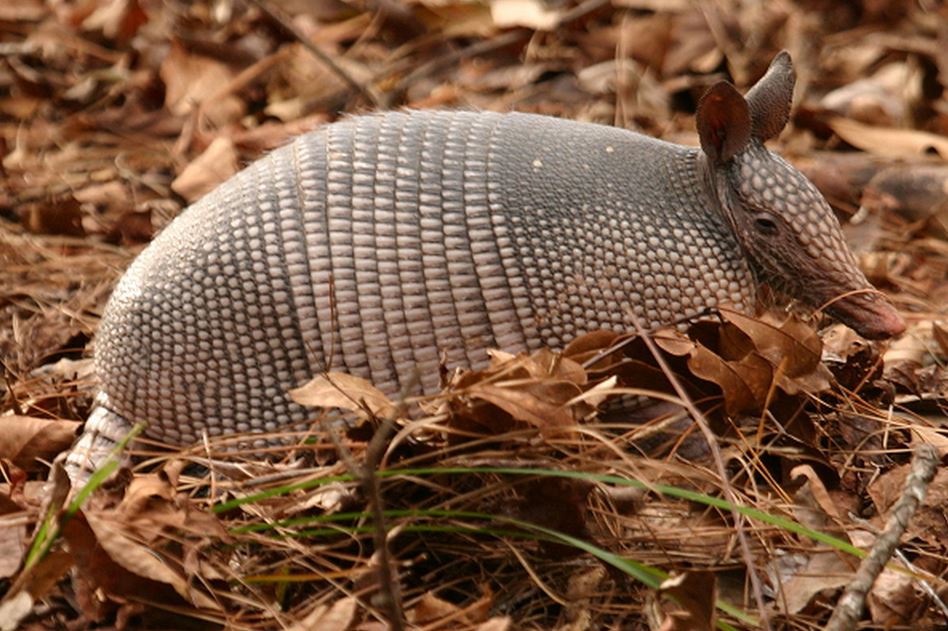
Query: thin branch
[[387, 0, 611, 107], [318, 370, 421, 631], [825, 444, 940, 631], [245, 0, 379, 107]]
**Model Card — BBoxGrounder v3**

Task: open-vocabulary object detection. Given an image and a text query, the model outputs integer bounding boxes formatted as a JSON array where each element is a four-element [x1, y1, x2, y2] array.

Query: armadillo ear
[[696, 81, 751, 164], [745, 50, 796, 141]]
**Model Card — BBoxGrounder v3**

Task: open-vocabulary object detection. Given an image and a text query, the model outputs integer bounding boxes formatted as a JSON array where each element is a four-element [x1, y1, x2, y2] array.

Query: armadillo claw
[[63, 400, 135, 487]]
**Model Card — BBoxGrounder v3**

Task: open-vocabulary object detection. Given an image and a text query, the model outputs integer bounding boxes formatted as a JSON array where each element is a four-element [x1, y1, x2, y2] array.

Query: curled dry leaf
[[0, 416, 80, 471], [657, 571, 717, 631], [720, 309, 823, 377], [409, 587, 494, 626], [117, 473, 229, 542], [0, 493, 27, 580], [476, 618, 512, 631], [170, 136, 240, 203], [53, 468, 229, 616], [489, 0, 561, 30], [159, 41, 243, 125], [828, 116, 948, 159], [719, 309, 832, 394], [290, 372, 396, 419], [686, 341, 773, 415], [466, 382, 577, 430], [562, 329, 625, 365], [769, 549, 852, 614], [62, 511, 220, 612], [286, 596, 357, 631]]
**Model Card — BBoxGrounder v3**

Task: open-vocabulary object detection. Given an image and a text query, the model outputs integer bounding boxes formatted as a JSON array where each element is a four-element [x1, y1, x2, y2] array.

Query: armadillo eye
[[754, 215, 779, 235]]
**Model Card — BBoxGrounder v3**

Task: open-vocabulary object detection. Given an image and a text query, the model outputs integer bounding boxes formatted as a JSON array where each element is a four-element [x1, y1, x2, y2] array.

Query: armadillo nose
[[855, 306, 906, 339], [872, 304, 907, 338], [828, 294, 906, 340]]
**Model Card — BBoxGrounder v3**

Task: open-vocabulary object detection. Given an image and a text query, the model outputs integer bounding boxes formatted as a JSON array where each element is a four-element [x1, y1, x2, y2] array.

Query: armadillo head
[[696, 51, 905, 339]]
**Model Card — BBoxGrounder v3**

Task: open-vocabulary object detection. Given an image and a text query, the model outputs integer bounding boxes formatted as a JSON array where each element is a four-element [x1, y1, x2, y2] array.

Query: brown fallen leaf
[[658, 571, 717, 631], [0, 416, 80, 471], [170, 136, 239, 203], [489, 0, 561, 30], [720, 309, 823, 377], [466, 381, 576, 430], [772, 549, 851, 614], [81, 0, 148, 44], [686, 342, 773, 415], [719, 309, 832, 395], [0, 493, 27, 580], [159, 40, 243, 126], [61, 511, 204, 618], [828, 116, 948, 159], [117, 473, 229, 542], [562, 329, 626, 367], [290, 372, 396, 419], [0, 550, 73, 628], [475, 617, 512, 631], [23, 195, 85, 236], [80, 510, 220, 610], [287, 596, 358, 631]]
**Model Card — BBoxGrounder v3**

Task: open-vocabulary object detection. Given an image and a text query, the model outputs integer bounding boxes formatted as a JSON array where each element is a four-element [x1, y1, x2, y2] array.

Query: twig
[[628, 312, 773, 631], [848, 514, 948, 622], [0, 358, 24, 416], [825, 444, 940, 631], [245, 0, 379, 107], [319, 371, 421, 631], [386, 30, 528, 108]]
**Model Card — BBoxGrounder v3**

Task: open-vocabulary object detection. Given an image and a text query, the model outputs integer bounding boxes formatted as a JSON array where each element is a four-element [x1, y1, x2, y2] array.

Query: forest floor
[[1, 0, 947, 629]]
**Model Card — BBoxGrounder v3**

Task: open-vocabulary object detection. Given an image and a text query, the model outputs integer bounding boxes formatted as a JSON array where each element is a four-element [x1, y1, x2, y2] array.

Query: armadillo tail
[[64, 394, 136, 486]]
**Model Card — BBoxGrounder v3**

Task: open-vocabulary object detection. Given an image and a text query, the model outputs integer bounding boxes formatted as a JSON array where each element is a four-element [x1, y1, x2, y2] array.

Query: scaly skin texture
[[63, 53, 903, 483]]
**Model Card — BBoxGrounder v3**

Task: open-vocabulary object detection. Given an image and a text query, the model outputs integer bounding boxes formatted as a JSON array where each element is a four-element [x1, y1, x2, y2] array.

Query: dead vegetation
[[1, 0, 947, 629]]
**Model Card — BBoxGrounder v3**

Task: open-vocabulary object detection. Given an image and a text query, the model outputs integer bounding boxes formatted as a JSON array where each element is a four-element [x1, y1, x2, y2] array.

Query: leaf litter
[[1, 0, 947, 629]]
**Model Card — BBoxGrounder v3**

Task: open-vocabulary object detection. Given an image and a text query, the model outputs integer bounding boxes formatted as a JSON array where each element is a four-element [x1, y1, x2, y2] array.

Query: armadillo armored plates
[[63, 51, 904, 483]]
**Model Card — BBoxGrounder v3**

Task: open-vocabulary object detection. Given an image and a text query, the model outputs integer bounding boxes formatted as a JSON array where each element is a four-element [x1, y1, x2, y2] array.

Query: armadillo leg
[[63, 394, 136, 486]]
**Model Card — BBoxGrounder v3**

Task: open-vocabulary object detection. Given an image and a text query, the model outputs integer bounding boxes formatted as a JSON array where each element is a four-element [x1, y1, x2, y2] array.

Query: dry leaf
[[0, 507, 27, 579], [466, 382, 574, 429], [828, 117, 948, 159], [0, 416, 80, 471], [159, 41, 243, 125], [170, 136, 239, 202], [475, 618, 512, 631], [770, 549, 851, 613], [290, 372, 396, 419], [61, 511, 219, 612], [287, 596, 357, 631], [410, 591, 465, 624], [658, 571, 716, 631], [686, 343, 772, 415], [489, 0, 560, 30]]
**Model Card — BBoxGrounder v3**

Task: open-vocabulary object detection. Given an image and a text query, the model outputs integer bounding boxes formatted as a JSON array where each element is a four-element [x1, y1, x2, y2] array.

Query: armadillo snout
[[826, 292, 905, 339]]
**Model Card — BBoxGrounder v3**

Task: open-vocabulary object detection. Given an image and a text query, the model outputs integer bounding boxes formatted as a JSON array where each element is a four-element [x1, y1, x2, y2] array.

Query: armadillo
[[63, 51, 904, 483]]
